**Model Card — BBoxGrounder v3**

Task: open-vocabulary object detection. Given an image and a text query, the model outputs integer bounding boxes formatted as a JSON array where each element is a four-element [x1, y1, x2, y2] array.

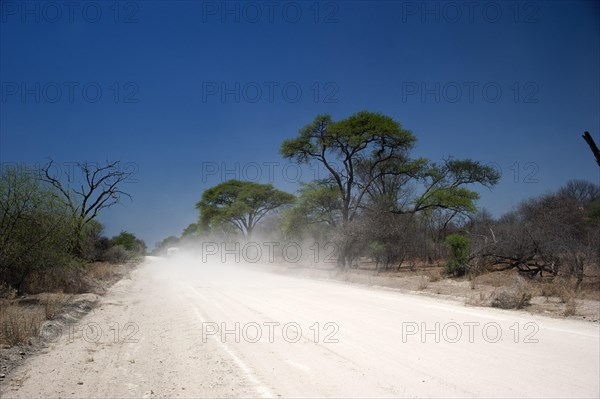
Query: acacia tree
[[280, 180, 341, 240], [281, 111, 499, 267], [281, 111, 425, 226], [197, 180, 295, 239], [409, 159, 498, 214], [41, 160, 134, 257]]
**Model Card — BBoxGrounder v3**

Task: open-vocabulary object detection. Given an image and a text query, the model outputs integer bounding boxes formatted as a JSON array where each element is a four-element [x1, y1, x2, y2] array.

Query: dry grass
[[469, 275, 476, 290], [537, 277, 577, 303], [532, 277, 582, 316], [0, 294, 68, 347], [41, 293, 66, 319], [85, 262, 133, 290], [424, 268, 443, 283], [0, 304, 42, 346], [467, 291, 491, 306], [563, 297, 579, 316], [8, 261, 136, 296], [0, 262, 135, 348], [417, 276, 430, 290]]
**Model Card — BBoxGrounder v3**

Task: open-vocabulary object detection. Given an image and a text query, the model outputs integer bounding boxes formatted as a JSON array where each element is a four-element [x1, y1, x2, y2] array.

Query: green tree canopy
[[280, 180, 341, 240], [112, 231, 136, 251], [181, 223, 201, 238], [196, 180, 295, 239], [281, 111, 424, 224], [409, 158, 499, 215], [281, 111, 499, 267], [281, 111, 499, 224], [111, 230, 146, 254]]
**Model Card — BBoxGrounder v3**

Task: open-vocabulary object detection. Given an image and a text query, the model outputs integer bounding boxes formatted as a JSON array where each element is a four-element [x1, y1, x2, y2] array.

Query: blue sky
[[1, 0, 599, 248]]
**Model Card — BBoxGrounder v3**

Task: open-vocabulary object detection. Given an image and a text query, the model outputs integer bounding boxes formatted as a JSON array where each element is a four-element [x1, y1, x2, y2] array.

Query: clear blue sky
[[1, 0, 599, 248]]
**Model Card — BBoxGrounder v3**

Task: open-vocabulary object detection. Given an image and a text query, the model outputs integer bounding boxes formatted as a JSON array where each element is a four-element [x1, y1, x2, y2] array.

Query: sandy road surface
[[1, 256, 599, 398]]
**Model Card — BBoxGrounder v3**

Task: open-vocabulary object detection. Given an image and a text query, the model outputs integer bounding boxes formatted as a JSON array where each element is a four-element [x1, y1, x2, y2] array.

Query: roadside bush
[[0, 167, 79, 294], [368, 241, 386, 267], [489, 274, 532, 309], [424, 268, 443, 282], [0, 293, 68, 347], [80, 219, 106, 261], [444, 234, 470, 276], [111, 231, 146, 255], [103, 245, 132, 264], [490, 288, 532, 309], [22, 259, 88, 294]]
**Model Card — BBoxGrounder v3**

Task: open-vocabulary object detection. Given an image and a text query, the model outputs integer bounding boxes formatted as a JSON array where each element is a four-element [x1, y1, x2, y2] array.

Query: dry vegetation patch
[[0, 261, 138, 380], [0, 294, 69, 347], [272, 263, 599, 321]]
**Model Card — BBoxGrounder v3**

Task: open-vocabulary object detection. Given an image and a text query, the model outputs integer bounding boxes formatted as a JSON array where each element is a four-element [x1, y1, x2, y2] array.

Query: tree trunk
[[337, 244, 350, 269], [574, 256, 584, 291]]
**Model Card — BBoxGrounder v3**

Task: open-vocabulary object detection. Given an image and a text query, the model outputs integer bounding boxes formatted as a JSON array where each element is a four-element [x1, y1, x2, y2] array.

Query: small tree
[[445, 234, 470, 277], [197, 180, 295, 239], [112, 231, 146, 255]]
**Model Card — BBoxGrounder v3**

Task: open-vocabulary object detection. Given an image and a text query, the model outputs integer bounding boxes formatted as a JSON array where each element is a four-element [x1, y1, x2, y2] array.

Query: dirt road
[[1, 256, 598, 398]]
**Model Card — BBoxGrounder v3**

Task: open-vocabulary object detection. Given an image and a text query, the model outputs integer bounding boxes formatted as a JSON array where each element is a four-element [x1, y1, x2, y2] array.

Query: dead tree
[[582, 131, 600, 167], [41, 160, 134, 257]]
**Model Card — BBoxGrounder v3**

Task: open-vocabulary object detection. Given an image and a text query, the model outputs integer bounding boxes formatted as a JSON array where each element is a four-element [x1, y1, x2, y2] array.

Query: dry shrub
[[0, 294, 67, 347], [21, 262, 133, 296], [86, 262, 126, 285], [475, 270, 515, 288], [0, 260, 133, 348], [538, 277, 577, 303], [563, 297, 579, 316], [489, 274, 532, 309], [469, 274, 477, 290], [104, 245, 132, 264], [490, 288, 532, 309], [0, 304, 41, 346], [87, 262, 112, 280], [424, 268, 442, 282], [417, 276, 429, 290], [41, 293, 67, 319], [24, 266, 89, 294], [467, 291, 491, 306]]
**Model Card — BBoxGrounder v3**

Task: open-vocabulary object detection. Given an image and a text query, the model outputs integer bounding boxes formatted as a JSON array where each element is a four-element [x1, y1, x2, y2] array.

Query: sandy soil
[[1, 256, 598, 398]]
